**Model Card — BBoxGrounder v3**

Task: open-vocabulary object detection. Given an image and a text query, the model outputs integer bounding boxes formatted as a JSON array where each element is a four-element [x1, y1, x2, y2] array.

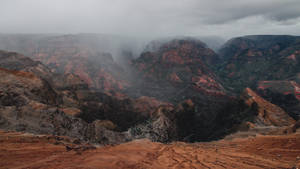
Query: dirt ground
[[1, 130, 300, 169]]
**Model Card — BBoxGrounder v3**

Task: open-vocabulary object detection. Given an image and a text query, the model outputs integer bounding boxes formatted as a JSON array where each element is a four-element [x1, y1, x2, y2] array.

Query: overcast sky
[[1, 0, 300, 39]]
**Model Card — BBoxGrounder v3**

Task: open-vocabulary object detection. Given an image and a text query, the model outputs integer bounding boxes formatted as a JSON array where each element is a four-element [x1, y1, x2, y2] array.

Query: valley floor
[[0, 130, 300, 169]]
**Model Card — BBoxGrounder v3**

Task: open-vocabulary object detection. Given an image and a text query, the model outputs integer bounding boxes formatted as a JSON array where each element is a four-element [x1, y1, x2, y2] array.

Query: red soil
[[1, 130, 300, 169]]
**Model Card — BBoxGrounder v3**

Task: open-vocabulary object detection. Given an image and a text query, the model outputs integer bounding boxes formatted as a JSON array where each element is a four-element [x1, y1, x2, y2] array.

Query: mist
[[1, 0, 300, 62], [1, 0, 300, 40]]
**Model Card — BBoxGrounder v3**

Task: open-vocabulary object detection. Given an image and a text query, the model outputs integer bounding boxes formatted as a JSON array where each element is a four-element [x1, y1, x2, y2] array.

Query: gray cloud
[[0, 0, 300, 39], [187, 0, 300, 24]]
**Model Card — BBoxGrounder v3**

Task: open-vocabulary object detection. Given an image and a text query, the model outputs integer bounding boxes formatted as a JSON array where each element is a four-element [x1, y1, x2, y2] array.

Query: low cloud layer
[[1, 0, 300, 39]]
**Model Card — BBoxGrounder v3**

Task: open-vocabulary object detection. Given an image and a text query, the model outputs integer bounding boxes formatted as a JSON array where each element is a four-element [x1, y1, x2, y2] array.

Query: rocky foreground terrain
[[1, 130, 300, 169], [0, 34, 300, 168]]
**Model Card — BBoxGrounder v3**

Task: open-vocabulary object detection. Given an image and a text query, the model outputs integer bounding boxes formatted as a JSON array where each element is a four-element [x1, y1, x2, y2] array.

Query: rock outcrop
[[241, 88, 295, 127], [0, 65, 139, 144], [0, 50, 53, 80], [257, 80, 300, 119]]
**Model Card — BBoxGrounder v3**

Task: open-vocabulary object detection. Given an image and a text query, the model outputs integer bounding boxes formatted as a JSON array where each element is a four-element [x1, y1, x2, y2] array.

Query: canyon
[[0, 34, 300, 168]]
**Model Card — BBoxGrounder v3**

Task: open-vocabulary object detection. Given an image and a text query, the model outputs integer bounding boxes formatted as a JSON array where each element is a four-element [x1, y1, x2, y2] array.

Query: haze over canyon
[[0, 0, 300, 168]]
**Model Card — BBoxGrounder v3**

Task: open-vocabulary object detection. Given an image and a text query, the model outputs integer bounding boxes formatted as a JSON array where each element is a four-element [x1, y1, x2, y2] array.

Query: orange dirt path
[[1, 130, 300, 169]]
